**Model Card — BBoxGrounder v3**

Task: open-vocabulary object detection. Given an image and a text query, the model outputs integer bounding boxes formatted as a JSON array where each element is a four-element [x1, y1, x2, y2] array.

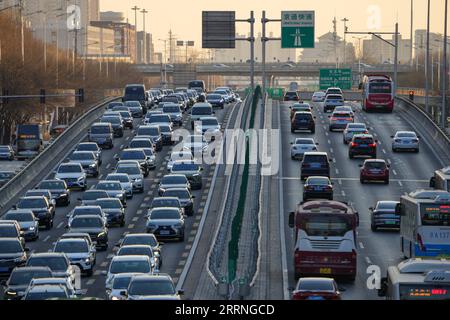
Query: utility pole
[[131, 6, 140, 64], [141, 8, 148, 64], [425, 0, 431, 114], [410, 0, 414, 66], [333, 17, 338, 68], [342, 18, 349, 65], [250, 11, 255, 90], [394, 23, 399, 96], [442, 0, 448, 128]]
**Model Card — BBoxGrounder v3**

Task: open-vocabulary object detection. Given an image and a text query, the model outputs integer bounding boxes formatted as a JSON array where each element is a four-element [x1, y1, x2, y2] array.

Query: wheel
[[371, 224, 377, 232], [120, 219, 125, 227], [360, 178, 365, 184], [384, 179, 389, 185], [86, 268, 93, 277], [311, 128, 315, 134], [349, 153, 354, 159]]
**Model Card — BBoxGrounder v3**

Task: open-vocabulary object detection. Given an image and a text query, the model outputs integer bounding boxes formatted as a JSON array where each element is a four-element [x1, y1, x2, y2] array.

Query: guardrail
[[0, 96, 119, 214]]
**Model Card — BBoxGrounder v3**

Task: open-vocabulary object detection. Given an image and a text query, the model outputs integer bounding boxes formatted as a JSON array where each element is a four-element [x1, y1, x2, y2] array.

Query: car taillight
[[417, 233, 426, 252], [330, 117, 338, 121], [412, 139, 419, 143], [351, 142, 358, 147], [369, 143, 377, 147], [351, 249, 357, 261]]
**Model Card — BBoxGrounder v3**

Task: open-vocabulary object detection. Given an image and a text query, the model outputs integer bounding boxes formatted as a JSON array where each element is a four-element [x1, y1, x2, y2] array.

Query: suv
[[328, 111, 354, 131], [291, 112, 315, 133], [300, 152, 332, 180], [118, 149, 150, 177], [101, 115, 124, 138], [146, 207, 185, 241], [55, 162, 87, 190], [0, 238, 28, 278], [15, 196, 55, 230], [162, 188, 195, 216], [360, 159, 390, 184], [162, 104, 183, 126], [170, 161, 203, 190], [158, 174, 191, 195], [190, 103, 214, 129], [369, 201, 400, 231], [53, 238, 96, 276], [349, 134, 377, 159], [2, 210, 39, 241], [343, 123, 368, 144], [88, 123, 114, 149], [115, 161, 144, 193], [68, 151, 99, 177], [136, 125, 163, 151], [76, 142, 102, 165], [67, 215, 109, 251]]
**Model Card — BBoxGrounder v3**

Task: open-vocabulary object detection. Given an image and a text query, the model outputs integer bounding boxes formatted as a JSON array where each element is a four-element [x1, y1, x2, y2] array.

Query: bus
[[15, 124, 43, 160], [398, 190, 450, 259], [360, 74, 394, 112], [378, 258, 450, 300], [288, 200, 359, 281]]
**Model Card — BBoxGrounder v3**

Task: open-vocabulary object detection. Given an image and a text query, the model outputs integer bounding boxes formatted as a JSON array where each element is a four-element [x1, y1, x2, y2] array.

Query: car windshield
[[150, 209, 180, 220], [163, 190, 189, 199], [201, 119, 218, 126], [138, 127, 159, 136], [119, 111, 131, 118], [4, 212, 34, 221], [298, 280, 334, 291], [172, 163, 199, 171], [327, 95, 343, 100], [130, 140, 152, 149], [117, 166, 140, 175], [163, 106, 180, 113], [73, 207, 102, 216], [0, 240, 22, 253], [365, 162, 386, 169], [71, 217, 102, 228], [149, 115, 170, 123], [295, 139, 314, 145], [333, 113, 352, 118], [58, 165, 82, 173], [70, 153, 94, 160], [39, 181, 65, 189], [9, 270, 51, 286], [83, 192, 107, 200], [107, 175, 129, 183], [119, 247, 152, 257], [142, 149, 154, 157], [102, 117, 121, 125], [18, 198, 46, 208], [123, 236, 157, 247], [307, 178, 330, 185], [286, 92, 297, 97], [125, 101, 141, 107], [162, 176, 186, 184], [25, 290, 67, 300], [192, 107, 212, 115], [0, 226, 19, 237], [122, 150, 145, 160], [96, 182, 121, 191], [397, 132, 416, 138], [207, 94, 221, 100], [90, 126, 110, 134], [152, 199, 179, 208], [97, 200, 122, 209], [171, 153, 192, 161], [354, 137, 373, 144], [27, 257, 67, 271], [348, 124, 366, 129], [112, 276, 133, 289], [26, 191, 50, 198], [376, 202, 397, 211], [303, 155, 327, 163], [129, 279, 175, 296], [110, 260, 150, 274], [159, 126, 171, 133], [54, 241, 88, 253]]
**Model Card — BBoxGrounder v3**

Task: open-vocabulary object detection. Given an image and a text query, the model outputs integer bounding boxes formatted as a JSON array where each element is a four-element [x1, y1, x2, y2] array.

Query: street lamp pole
[[131, 6, 140, 64], [425, 0, 431, 114], [442, 0, 448, 128], [141, 9, 148, 64]]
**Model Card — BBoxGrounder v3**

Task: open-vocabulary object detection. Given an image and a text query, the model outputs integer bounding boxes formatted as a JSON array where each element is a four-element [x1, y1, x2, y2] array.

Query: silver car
[[167, 151, 193, 171], [117, 245, 158, 273], [54, 163, 87, 190], [106, 173, 133, 199], [105, 255, 153, 290], [115, 161, 144, 193], [68, 151, 99, 177], [391, 131, 420, 152], [124, 274, 182, 300], [328, 111, 354, 131], [94, 181, 127, 206], [290, 138, 318, 160], [343, 123, 369, 144], [2, 210, 39, 241], [158, 174, 191, 196], [146, 207, 185, 241], [107, 272, 141, 300], [53, 238, 96, 276]]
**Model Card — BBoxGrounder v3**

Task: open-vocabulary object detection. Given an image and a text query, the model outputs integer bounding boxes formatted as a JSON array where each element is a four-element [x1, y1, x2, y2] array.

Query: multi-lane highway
[[277, 97, 444, 299]]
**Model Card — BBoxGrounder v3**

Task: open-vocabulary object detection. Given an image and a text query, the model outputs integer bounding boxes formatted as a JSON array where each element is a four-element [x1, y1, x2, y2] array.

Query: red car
[[360, 159, 390, 184], [292, 278, 341, 300]]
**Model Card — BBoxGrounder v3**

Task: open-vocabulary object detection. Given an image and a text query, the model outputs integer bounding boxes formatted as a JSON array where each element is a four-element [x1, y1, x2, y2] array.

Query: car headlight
[[29, 226, 35, 231], [85, 258, 91, 263], [98, 232, 106, 238], [89, 164, 96, 168], [193, 173, 200, 177], [6, 291, 17, 296]]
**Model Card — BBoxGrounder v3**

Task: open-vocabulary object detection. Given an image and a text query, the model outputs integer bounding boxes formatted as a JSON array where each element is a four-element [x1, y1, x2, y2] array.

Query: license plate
[[320, 268, 332, 274], [360, 144, 368, 147], [0, 267, 9, 272], [314, 186, 323, 191], [307, 296, 325, 300], [385, 221, 397, 225], [311, 164, 321, 169], [160, 230, 170, 235]]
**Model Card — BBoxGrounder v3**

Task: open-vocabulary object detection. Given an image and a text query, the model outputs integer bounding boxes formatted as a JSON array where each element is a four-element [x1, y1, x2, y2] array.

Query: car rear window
[[365, 162, 386, 169], [303, 155, 328, 163], [294, 114, 312, 120], [298, 280, 334, 291], [354, 137, 374, 144]]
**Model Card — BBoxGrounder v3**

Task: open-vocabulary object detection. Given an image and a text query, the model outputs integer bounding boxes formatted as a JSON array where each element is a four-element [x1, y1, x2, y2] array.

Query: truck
[[14, 124, 44, 160]]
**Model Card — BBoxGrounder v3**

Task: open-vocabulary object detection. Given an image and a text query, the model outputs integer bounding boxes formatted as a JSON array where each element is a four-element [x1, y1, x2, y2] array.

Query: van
[[300, 152, 332, 180], [189, 103, 214, 129], [89, 123, 114, 149], [123, 84, 149, 114]]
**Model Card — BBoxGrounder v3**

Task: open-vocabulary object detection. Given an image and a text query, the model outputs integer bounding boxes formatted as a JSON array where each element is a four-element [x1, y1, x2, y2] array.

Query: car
[[37, 179, 70, 206], [123, 274, 182, 300], [360, 159, 390, 184], [161, 95, 184, 111], [170, 161, 203, 190], [325, 87, 343, 96], [75, 142, 103, 166], [53, 238, 96, 276], [100, 115, 124, 138], [66, 206, 107, 226], [123, 84, 149, 113], [290, 103, 312, 119], [206, 93, 225, 109], [194, 116, 221, 141], [162, 104, 183, 126], [0, 145, 14, 160], [311, 91, 326, 102], [182, 135, 208, 157], [303, 176, 334, 201], [2, 266, 53, 300], [67, 215, 109, 251], [0, 171, 15, 188], [167, 151, 193, 171], [88, 123, 114, 149], [323, 94, 344, 113], [146, 207, 185, 241], [349, 134, 377, 159], [115, 161, 144, 193], [213, 89, 232, 104], [117, 149, 150, 177], [105, 255, 153, 290], [95, 198, 125, 227], [145, 113, 172, 127], [292, 278, 341, 300], [369, 201, 400, 231], [328, 111, 354, 131], [2, 210, 39, 241], [78, 190, 109, 206], [0, 238, 28, 278], [124, 101, 144, 118], [0, 221, 25, 247], [342, 123, 368, 144], [105, 174, 133, 199], [118, 234, 162, 268], [334, 105, 355, 118], [150, 197, 184, 216], [290, 138, 319, 160], [291, 112, 315, 133], [94, 181, 127, 207], [22, 284, 71, 300], [159, 124, 174, 146], [59, 233, 96, 253], [25, 253, 75, 283], [162, 188, 195, 217], [391, 131, 420, 152], [14, 196, 55, 230], [128, 138, 156, 157], [114, 109, 134, 129], [140, 148, 157, 170], [107, 101, 125, 110], [106, 272, 141, 300], [28, 277, 79, 298], [136, 125, 163, 151], [68, 151, 99, 177], [55, 162, 87, 190], [300, 152, 332, 180], [158, 174, 191, 196], [117, 245, 158, 273], [284, 91, 301, 102], [24, 189, 56, 208], [189, 103, 215, 129]]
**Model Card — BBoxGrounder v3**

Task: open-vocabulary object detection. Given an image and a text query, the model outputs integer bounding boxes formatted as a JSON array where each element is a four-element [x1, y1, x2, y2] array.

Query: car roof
[[364, 159, 386, 163], [131, 274, 173, 282], [29, 252, 67, 258], [56, 238, 88, 244], [303, 152, 328, 156], [12, 266, 52, 273], [111, 255, 150, 262]]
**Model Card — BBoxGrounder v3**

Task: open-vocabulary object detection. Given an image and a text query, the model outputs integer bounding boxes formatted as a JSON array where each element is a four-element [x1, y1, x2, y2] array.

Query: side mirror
[[24, 247, 30, 252], [177, 289, 184, 295], [369, 207, 374, 211], [375, 140, 379, 143], [77, 198, 82, 201], [120, 290, 127, 297], [390, 135, 394, 138], [288, 212, 295, 228], [191, 196, 196, 199], [290, 142, 294, 145], [12, 205, 17, 210], [65, 225, 69, 229], [315, 143, 319, 145], [429, 177, 436, 188], [417, 135, 421, 139]]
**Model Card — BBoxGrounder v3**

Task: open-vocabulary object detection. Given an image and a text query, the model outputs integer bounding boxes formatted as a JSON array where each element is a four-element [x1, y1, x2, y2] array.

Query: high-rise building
[[363, 34, 411, 64], [298, 32, 355, 64]]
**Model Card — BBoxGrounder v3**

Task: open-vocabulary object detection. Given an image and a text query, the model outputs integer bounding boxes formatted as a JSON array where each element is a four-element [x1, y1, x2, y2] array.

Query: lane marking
[[365, 257, 372, 265], [398, 181, 403, 187], [57, 222, 64, 229], [100, 261, 108, 268], [43, 235, 51, 242], [359, 242, 365, 249], [382, 149, 386, 154], [86, 279, 96, 286], [392, 169, 398, 176], [106, 163, 111, 169], [335, 168, 339, 174], [276, 177, 429, 183]]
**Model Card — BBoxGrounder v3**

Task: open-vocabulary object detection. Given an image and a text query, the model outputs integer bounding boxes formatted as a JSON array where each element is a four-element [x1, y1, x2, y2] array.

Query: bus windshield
[[369, 83, 392, 94], [420, 203, 450, 226], [301, 215, 353, 237]]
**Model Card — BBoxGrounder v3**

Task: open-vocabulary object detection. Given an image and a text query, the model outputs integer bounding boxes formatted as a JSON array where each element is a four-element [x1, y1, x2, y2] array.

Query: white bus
[[398, 190, 450, 259], [378, 258, 450, 300]]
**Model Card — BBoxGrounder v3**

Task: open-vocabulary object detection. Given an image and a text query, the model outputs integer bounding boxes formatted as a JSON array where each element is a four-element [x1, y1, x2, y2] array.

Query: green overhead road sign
[[281, 11, 315, 48], [320, 69, 352, 90]]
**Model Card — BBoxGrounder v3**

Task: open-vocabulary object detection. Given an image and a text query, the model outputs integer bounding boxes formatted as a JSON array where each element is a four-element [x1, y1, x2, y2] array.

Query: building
[[137, 31, 154, 64], [362, 34, 412, 65], [414, 30, 449, 58], [298, 32, 355, 64], [100, 11, 125, 23]]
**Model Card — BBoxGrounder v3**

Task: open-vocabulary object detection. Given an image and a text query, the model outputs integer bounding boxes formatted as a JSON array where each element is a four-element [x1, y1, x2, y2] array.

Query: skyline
[[100, 0, 449, 53]]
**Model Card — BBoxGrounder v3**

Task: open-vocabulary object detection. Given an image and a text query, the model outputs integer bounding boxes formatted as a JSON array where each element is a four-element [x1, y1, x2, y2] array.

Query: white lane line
[[341, 190, 346, 197], [132, 217, 139, 222], [125, 136, 130, 141], [89, 185, 95, 190], [325, 132, 329, 136], [359, 242, 365, 249], [327, 139, 331, 144], [387, 159, 392, 165], [398, 181, 403, 187], [57, 222, 64, 229], [144, 196, 150, 201], [338, 179, 342, 185], [365, 257, 372, 265], [86, 279, 96, 286], [335, 168, 339, 175], [106, 163, 111, 169], [159, 167, 164, 172], [107, 254, 114, 259], [330, 148, 334, 153], [99, 174, 104, 180], [113, 154, 118, 159], [120, 145, 124, 149], [43, 235, 51, 242], [392, 169, 398, 176], [382, 149, 386, 154], [100, 261, 108, 268], [137, 209, 143, 215]]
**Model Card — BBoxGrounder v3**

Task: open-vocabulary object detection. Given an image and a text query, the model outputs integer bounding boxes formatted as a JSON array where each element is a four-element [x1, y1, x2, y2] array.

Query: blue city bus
[[15, 124, 43, 159], [398, 190, 450, 259]]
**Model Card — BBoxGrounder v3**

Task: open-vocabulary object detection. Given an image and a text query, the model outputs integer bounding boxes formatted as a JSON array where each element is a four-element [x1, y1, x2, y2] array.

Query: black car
[[206, 94, 225, 109], [284, 91, 301, 102], [2, 266, 53, 300], [370, 201, 400, 231], [303, 176, 334, 201], [136, 125, 163, 151], [67, 215, 108, 251], [101, 116, 124, 138], [0, 238, 28, 278], [348, 134, 377, 159], [116, 110, 134, 129], [300, 152, 332, 180], [159, 124, 174, 145], [0, 145, 15, 160], [15, 196, 55, 230], [123, 84, 149, 114], [36, 180, 70, 207], [291, 112, 315, 133]]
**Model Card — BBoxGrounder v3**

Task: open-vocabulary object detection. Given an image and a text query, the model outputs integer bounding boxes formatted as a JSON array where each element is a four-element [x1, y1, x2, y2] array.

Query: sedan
[[94, 181, 127, 206], [117, 245, 158, 273], [303, 176, 333, 201], [290, 103, 312, 119], [158, 174, 191, 196], [95, 198, 125, 227], [54, 163, 87, 191], [105, 173, 133, 199], [167, 151, 193, 171], [328, 111, 354, 131], [162, 188, 195, 217], [25, 253, 75, 283], [2, 210, 39, 241], [75, 142, 102, 165], [37, 179, 70, 207], [290, 138, 318, 160], [370, 201, 400, 231], [124, 274, 182, 300], [117, 233, 162, 269], [311, 92, 326, 102], [292, 278, 341, 300], [53, 238, 96, 276], [124, 101, 144, 118], [0, 145, 14, 160], [68, 151, 99, 177], [194, 117, 221, 141], [360, 159, 390, 184], [105, 255, 153, 290], [343, 123, 368, 144], [146, 207, 185, 241], [391, 131, 420, 153], [67, 215, 109, 251], [15, 196, 54, 230], [2, 266, 53, 300]]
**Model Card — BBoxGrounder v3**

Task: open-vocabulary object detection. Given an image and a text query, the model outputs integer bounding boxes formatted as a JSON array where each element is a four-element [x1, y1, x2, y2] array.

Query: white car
[[182, 135, 208, 155], [55, 163, 87, 190], [312, 91, 326, 102], [290, 138, 318, 160], [391, 131, 420, 152], [167, 151, 194, 171], [194, 116, 221, 141]]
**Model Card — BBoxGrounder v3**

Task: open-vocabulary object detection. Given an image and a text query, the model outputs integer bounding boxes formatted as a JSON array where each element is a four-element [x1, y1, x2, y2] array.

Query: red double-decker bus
[[361, 74, 394, 112], [289, 200, 359, 281]]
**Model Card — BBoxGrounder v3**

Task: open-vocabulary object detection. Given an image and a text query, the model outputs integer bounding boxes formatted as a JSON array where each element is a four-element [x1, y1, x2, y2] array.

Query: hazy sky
[[101, 0, 448, 53]]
